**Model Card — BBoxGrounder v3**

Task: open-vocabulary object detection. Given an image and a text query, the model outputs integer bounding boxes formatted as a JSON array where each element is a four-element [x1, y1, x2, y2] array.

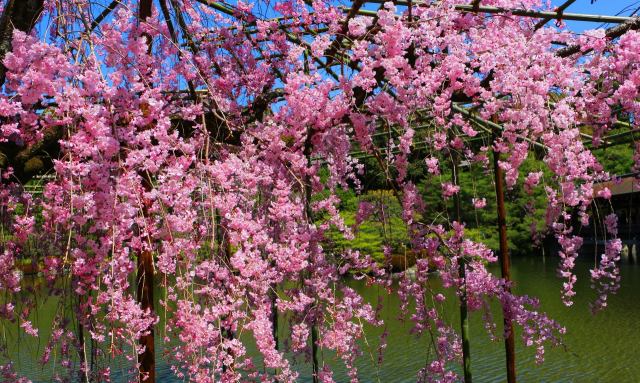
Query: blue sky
[[552, 0, 639, 15], [550, 0, 640, 32]]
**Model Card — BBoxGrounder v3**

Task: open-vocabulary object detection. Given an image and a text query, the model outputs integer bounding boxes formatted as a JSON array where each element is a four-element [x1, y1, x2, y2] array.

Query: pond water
[[8, 255, 640, 382]]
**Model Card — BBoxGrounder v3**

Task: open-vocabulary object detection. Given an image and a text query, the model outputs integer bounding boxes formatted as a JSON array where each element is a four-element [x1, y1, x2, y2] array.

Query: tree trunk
[[0, 0, 44, 86], [137, 2, 155, 382], [0, 0, 46, 184]]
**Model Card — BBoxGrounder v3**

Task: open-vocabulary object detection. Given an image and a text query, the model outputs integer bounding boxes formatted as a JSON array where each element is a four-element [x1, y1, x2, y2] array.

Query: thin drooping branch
[[168, 0, 199, 57], [158, 0, 197, 99]]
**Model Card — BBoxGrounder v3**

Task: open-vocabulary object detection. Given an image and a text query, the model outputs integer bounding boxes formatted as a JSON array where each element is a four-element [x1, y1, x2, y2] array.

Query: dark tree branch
[[86, 0, 119, 35], [557, 15, 640, 57], [323, 0, 365, 67]]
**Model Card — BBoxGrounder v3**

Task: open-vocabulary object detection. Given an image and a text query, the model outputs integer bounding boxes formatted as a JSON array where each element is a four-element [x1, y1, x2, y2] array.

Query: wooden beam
[[454, 4, 634, 24]]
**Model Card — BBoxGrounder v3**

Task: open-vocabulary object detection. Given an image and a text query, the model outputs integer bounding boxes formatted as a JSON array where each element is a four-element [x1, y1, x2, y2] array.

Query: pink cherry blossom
[[0, 1, 634, 381]]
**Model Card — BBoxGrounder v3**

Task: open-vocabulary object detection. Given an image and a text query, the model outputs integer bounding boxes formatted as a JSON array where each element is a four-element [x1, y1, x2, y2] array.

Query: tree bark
[[0, 0, 44, 86], [0, 0, 46, 184]]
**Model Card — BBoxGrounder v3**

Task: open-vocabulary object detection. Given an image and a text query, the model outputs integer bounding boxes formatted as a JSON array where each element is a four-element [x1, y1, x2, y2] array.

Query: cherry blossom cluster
[[0, 0, 637, 382]]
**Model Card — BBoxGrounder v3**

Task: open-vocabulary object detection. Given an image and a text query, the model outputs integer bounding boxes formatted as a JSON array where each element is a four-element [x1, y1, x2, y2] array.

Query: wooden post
[[302, 52, 320, 383], [305, 147, 320, 383], [137, 249, 155, 383], [493, 148, 516, 383], [452, 155, 472, 383], [270, 286, 279, 379], [137, 1, 155, 382], [311, 325, 319, 382], [306, 150, 320, 383], [459, 261, 472, 382], [271, 290, 279, 348], [77, 295, 90, 383]]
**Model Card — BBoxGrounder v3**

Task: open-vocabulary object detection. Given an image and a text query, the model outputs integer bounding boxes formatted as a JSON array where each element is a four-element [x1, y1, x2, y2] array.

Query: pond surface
[[9, 255, 640, 382]]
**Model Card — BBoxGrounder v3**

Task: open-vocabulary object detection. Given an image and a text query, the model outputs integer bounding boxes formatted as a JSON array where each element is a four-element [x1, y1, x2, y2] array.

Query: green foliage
[[453, 157, 550, 256], [326, 190, 409, 262], [326, 135, 634, 260], [335, 154, 551, 258], [593, 142, 635, 175]]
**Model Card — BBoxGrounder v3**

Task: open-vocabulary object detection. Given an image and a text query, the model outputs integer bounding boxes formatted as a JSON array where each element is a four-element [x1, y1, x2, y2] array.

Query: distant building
[[587, 174, 639, 262]]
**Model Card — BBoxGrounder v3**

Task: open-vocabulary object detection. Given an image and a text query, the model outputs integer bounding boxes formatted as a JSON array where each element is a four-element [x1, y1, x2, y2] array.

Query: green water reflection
[[8, 256, 640, 382]]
